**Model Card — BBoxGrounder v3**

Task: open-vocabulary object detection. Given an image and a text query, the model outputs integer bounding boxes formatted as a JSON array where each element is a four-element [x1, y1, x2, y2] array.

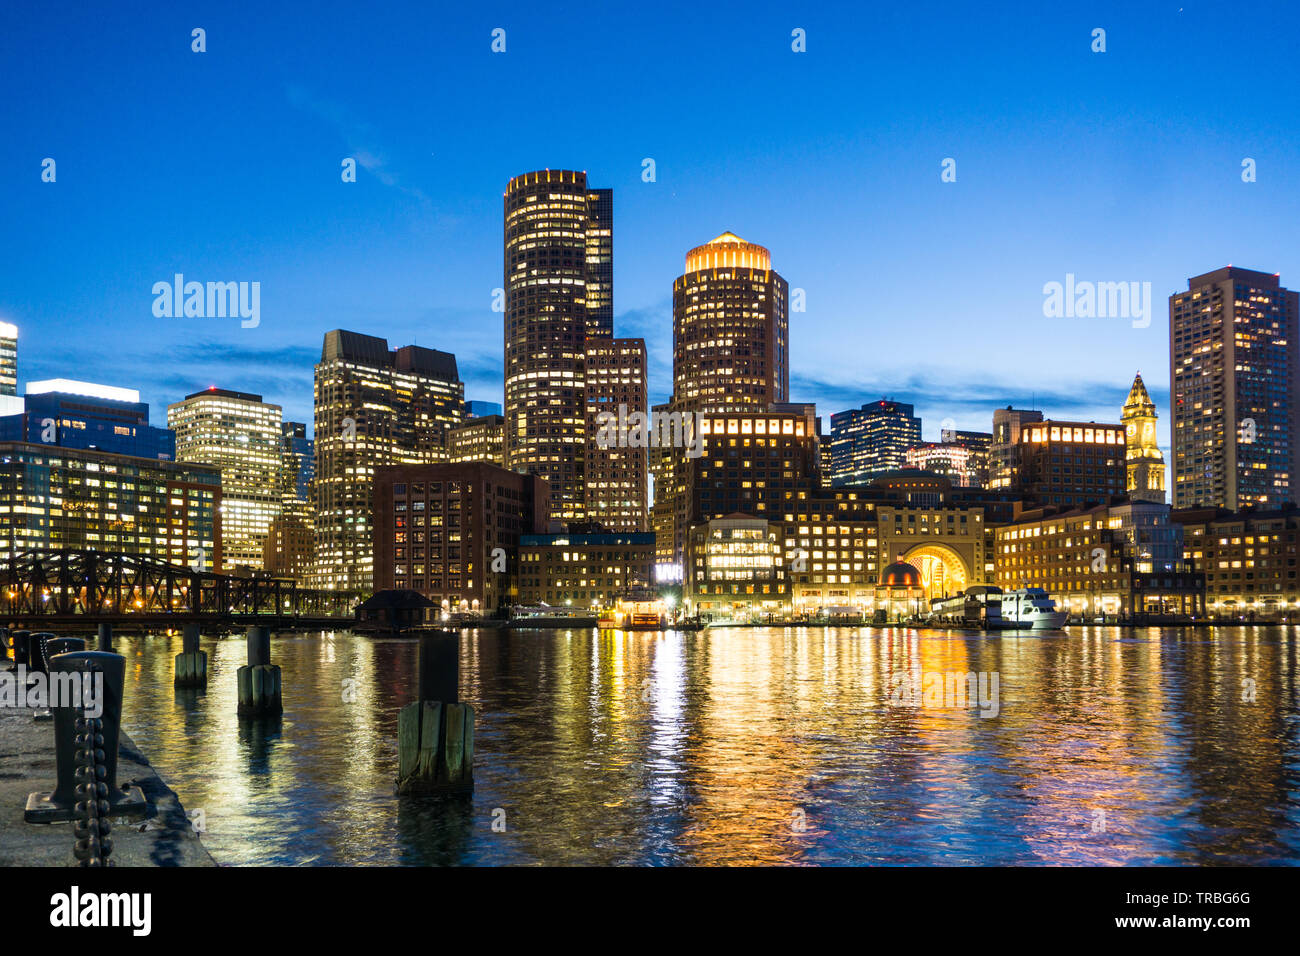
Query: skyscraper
[[168, 387, 284, 571], [503, 170, 646, 531], [1170, 267, 1299, 509], [1122, 373, 1165, 504], [504, 170, 598, 521], [989, 406, 1044, 490], [313, 330, 464, 590], [585, 335, 648, 531], [263, 421, 316, 582], [0, 322, 16, 396], [653, 232, 790, 569], [829, 400, 922, 485], [671, 232, 789, 413]]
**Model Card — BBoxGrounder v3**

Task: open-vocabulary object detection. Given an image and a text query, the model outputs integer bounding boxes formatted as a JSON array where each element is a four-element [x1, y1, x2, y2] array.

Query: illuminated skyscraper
[[585, 335, 648, 531], [312, 330, 464, 591], [654, 233, 791, 569], [168, 387, 284, 571], [0, 322, 16, 396], [1122, 373, 1165, 504], [671, 232, 789, 414], [1170, 267, 1299, 509], [504, 170, 599, 521], [829, 400, 922, 486]]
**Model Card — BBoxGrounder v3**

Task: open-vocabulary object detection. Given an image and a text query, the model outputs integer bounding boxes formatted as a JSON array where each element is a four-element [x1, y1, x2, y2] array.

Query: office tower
[[671, 232, 789, 414], [372, 462, 549, 613], [585, 336, 649, 531], [0, 380, 175, 459], [905, 442, 980, 486], [313, 330, 464, 590], [449, 414, 505, 465], [1012, 420, 1126, 507], [652, 232, 791, 570], [829, 400, 922, 485], [1170, 267, 1299, 509], [1122, 373, 1165, 504], [0, 322, 16, 396], [585, 188, 614, 336], [168, 387, 284, 571], [940, 428, 993, 487], [0, 442, 220, 569], [990, 406, 1044, 489], [263, 421, 315, 581], [504, 170, 605, 521], [280, 421, 314, 503]]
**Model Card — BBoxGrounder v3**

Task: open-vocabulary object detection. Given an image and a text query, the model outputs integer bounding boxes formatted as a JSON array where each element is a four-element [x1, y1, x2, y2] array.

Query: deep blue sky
[[3, 0, 1298, 458]]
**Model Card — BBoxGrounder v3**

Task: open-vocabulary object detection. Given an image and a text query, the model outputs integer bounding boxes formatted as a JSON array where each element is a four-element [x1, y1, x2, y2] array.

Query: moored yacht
[[1000, 588, 1068, 629]]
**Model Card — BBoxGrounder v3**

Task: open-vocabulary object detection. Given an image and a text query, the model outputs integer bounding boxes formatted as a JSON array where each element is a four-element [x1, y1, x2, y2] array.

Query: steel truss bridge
[[1, 550, 359, 627]]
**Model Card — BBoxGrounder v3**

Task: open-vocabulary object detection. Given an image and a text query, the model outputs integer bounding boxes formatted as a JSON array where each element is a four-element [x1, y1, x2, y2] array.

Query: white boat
[[1000, 588, 1068, 629]]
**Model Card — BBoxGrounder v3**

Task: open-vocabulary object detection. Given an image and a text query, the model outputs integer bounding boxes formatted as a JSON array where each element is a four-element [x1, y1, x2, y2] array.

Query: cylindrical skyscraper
[[504, 170, 593, 521]]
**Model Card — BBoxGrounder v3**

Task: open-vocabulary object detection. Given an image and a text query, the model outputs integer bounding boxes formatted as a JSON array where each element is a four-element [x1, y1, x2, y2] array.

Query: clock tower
[[1122, 372, 1165, 503]]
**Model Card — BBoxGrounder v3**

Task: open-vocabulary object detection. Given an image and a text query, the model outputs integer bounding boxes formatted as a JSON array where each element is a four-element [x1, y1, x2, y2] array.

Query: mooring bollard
[[96, 623, 113, 652], [9, 630, 31, 669], [25, 649, 147, 822], [34, 639, 87, 720], [396, 631, 474, 795], [236, 625, 282, 717], [175, 622, 208, 688], [0, 627, 9, 662], [28, 632, 60, 675]]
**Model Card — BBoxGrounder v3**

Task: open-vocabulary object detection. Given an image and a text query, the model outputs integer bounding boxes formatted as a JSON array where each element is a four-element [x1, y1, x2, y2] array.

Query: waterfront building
[[1172, 505, 1300, 618], [0, 380, 175, 460], [664, 404, 822, 572], [829, 400, 922, 486], [671, 232, 789, 414], [994, 500, 1205, 618], [0, 321, 16, 396], [685, 516, 788, 619], [989, 406, 1043, 490], [584, 336, 649, 531], [1121, 373, 1166, 503], [168, 387, 283, 572], [1011, 419, 1126, 507], [518, 529, 655, 609], [1170, 267, 1299, 509], [313, 330, 464, 591], [448, 414, 505, 466], [0, 441, 221, 570], [874, 559, 926, 621], [372, 461, 549, 613]]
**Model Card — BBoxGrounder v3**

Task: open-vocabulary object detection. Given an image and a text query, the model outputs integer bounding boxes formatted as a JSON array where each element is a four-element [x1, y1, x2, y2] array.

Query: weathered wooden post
[[396, 630, 473, 794], [174, 623, 207, 688], [96, 623, 113, 652], [25, 649, 147, 822], [236, 625, 282, 717], [0, 627, 8, 662]]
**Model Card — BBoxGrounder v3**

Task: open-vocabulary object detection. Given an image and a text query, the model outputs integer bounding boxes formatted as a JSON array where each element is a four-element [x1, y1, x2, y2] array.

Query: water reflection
[[115, 626, 1300, 865]]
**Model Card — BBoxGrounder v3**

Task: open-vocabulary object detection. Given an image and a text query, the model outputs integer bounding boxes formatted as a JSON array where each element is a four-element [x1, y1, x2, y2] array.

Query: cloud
[[285, 85, 430, 204]]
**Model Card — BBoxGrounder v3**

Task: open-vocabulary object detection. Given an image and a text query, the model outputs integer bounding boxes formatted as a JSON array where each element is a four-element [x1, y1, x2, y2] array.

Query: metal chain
[[72, 667, 112, 867]]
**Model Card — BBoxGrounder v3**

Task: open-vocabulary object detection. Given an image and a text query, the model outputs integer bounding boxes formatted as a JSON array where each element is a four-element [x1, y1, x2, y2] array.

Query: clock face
[[1143, 423, 1155, 443], [1126, 423, 1136, 437]]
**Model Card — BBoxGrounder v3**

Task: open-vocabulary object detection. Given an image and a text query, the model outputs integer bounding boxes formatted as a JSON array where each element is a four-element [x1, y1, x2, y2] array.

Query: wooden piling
[[396, 631, 473, 794], [174, 623, 208, 688], [236, 626, 282, 717]]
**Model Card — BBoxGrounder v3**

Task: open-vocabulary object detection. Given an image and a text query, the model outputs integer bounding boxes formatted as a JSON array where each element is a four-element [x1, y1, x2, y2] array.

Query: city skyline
[[5, 3, 1299, 452]]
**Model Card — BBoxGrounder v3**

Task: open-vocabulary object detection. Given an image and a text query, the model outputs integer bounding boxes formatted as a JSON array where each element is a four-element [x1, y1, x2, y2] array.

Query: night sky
[[4, 0, 1298, 457]]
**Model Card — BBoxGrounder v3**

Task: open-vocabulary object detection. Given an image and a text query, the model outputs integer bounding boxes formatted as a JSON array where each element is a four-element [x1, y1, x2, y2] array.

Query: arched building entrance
[[902, 543, 972, 603]]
